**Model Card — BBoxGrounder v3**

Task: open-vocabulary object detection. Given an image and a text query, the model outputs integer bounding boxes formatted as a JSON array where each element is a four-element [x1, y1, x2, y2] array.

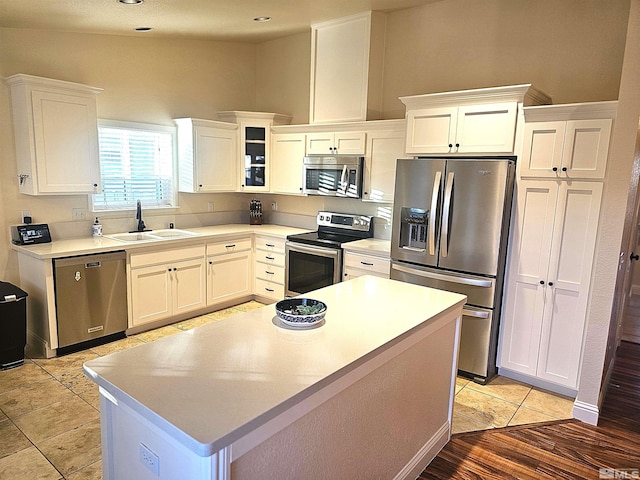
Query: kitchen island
[[83, 276, 466, 480]]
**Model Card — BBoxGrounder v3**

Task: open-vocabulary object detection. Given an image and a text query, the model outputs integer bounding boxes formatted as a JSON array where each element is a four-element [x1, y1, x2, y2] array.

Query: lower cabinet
[[499, 179, 603, 389], [343, 251, 390, 281], [129, 245, 206, 328], [206, 237, 252, 306], [254, 235, 286, 302]]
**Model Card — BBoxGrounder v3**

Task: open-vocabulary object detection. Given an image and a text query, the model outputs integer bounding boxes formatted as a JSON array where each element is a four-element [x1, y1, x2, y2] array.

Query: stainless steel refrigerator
[[390, 156, 515, 384]]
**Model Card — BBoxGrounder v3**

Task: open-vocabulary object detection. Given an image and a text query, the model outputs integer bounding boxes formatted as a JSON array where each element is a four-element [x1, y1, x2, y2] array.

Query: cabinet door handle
[[209, 261, 213, 265], [448, 143, 453, 148], [631, 252, 639, 261], [360, 261, 374, 266], [552, 167, 558, 172], [561, 167, 567, 172], [548, 281, 554, 287], [539, 280, 545, 285], [455, 143, 460, 148]]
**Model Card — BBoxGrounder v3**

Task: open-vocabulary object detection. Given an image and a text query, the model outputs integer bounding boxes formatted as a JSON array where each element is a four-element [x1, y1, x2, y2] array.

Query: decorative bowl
[[275, 298, 327, 327]]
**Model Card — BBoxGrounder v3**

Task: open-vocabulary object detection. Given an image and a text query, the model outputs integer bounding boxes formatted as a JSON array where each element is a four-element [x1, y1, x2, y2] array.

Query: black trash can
[[0, 281, 28, 370]]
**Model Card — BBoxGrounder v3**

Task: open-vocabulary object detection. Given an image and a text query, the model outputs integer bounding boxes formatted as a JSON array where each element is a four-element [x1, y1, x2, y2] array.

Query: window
[[92, 120, 177, 212]]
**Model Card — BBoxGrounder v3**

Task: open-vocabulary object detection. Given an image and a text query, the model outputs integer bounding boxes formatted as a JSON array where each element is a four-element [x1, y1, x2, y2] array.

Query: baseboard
[[573, 400, 599, 425], [394, 421, 449, 480]]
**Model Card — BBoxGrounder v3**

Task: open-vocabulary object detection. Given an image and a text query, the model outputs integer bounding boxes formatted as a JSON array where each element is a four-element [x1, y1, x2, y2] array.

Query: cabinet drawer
[[130, 244, 205, 268], [344, 252, 390, 275], [207, 237, 252, 256], [255, 250, 285, 267], [255, 236, 285, 252], [255, 263, 284, 284], [255, 278, 284, 301]]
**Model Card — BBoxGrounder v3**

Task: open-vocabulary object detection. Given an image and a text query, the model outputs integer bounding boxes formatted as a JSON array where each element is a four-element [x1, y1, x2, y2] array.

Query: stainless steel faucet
[[136, 200, 146, 232]]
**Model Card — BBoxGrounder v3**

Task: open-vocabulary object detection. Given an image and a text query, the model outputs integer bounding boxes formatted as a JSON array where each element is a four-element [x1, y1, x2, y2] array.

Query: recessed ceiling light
[[119, 0, 143, 4], [134, 27, 153, 32], [253, 16, 272, 22]]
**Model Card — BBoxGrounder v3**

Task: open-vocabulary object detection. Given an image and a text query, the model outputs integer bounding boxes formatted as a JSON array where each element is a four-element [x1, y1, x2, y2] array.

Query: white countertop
[[83, 276, 466, 457], [341, 238, 391, 256], [11, 224, 310, 260]]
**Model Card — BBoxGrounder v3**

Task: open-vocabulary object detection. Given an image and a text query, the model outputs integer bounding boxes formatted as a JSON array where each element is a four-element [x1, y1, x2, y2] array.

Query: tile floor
[[0, 301, 574, 479]]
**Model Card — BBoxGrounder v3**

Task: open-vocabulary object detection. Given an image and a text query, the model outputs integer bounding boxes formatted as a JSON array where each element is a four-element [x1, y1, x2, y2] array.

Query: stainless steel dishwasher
[[54, 251, 127, 354]]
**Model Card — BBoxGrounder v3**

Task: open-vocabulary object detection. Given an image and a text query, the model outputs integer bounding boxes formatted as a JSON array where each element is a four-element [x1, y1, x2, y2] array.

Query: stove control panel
[[317, 211, 372, 232]]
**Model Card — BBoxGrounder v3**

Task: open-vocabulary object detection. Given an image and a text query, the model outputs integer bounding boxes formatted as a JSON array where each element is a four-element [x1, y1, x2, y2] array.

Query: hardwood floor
[[419, 341, 640, 479]]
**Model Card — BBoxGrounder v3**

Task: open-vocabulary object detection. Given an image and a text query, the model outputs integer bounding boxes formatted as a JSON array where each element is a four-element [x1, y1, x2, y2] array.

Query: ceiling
[[0, 0, 442, 43]]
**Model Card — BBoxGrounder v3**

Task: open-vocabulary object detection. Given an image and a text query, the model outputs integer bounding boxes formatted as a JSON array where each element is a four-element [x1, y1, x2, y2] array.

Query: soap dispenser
[[92, 217, 103, 237]]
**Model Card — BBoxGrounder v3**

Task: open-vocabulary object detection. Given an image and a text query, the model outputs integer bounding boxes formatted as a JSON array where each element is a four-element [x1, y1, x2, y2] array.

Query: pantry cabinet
[[129, 245, 206, 328], [306, 131, 366, 155], [217, 111, 291, 193], [270, 133, 306, 195], [6, 74, 102, 195], [519, 105, 615, 179], [499, 180, 603, 389], [206, 237, 252, 306], [175, 118, 238, 193]]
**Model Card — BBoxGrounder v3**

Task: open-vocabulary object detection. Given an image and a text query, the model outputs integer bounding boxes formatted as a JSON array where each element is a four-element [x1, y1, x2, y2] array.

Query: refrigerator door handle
[[391, 263, 494, 288], [462, 307, 491, 319], [441, 171, 455, 258], [428, 171, 442, 255]]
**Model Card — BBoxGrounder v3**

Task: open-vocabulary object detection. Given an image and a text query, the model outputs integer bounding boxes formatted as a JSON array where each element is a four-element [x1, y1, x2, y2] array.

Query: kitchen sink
[[106, 229, 200, 242]]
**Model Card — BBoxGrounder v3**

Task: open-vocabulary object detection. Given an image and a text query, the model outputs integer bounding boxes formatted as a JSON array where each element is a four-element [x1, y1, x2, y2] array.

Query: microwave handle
[[340, 165, 348, 194]]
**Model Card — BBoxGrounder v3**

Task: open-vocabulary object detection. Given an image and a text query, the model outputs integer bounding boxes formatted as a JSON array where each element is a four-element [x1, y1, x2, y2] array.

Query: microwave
[[302, 155, 363, 198]]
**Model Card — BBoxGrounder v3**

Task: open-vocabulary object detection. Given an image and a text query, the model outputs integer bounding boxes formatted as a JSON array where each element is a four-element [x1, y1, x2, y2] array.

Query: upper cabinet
[[218, 111, 291, 192], [401, 84, 551, 156], [362, 120, 405, 203], [6, 74, 102, 195], [519, 102, 616, 180], [270, 132, 306, 195], [310, 12, 386, 124], [306, 131, 366, 155], [175, 118, 238, 193]]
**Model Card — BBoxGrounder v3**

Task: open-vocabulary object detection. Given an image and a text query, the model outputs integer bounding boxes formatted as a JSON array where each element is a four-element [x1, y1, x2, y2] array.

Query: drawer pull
[[265, 256, 275, 260], [265, 271, 274, 275], [265, 287, 274, 292], [265, 243, 275, 248], [360, 261, 374, 266], [225, 244, 236, 248]]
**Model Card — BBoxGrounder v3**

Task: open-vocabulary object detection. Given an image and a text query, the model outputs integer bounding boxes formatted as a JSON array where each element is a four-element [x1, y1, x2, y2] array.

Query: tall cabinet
[[499, 101, 617, 392]]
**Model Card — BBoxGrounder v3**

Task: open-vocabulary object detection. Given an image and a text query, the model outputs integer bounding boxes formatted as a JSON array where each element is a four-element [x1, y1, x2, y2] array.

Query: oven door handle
[[287, 242, 340, 259]]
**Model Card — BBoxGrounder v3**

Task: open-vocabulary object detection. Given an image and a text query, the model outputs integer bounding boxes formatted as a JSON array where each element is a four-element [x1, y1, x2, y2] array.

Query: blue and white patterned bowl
[[275, 298, 326, 327]]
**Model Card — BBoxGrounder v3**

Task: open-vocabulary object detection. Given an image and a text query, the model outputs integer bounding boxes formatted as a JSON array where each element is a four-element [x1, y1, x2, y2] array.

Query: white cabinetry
[[6, 74, 102, 195], [343, 251, 390, 281], [362, 122, 404, 202], [270, 133, 306, 195], [400, 85, 551, 156], [218, 111, 291, 192], [500, 180, 603, 389], [254, 236, 286, 302], [175, 118, 238, 192], [310, 12, 386, 124], [306, 131, 366, 155], [129, 245, 206, 328], [519, 102, 615, 179], [206, 237, 252, 306]]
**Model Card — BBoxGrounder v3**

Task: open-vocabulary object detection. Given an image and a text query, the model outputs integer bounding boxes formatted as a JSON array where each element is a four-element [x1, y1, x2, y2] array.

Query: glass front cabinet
[[218, 111, 292, 192]]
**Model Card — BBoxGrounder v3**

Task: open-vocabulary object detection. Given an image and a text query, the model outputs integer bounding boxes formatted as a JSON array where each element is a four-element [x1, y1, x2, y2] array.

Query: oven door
[[285, 242, 342, 296]]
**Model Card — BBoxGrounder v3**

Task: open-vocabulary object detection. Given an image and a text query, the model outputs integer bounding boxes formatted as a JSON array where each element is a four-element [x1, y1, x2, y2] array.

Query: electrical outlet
[[271, 202, 277, 211], [207, 202, 214, 212], [21, 210, 31, 223], [139, 443, 159, 476], [72, 208, 86, 221]]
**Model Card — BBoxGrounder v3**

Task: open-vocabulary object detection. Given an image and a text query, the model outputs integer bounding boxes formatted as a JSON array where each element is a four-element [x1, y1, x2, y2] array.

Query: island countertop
[[83, 276, 466, 458]]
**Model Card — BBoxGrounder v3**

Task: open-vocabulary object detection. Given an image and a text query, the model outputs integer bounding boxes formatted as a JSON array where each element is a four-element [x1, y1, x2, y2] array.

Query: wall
[[382, 0, 630, 118], [0, 28, 257, 283]]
